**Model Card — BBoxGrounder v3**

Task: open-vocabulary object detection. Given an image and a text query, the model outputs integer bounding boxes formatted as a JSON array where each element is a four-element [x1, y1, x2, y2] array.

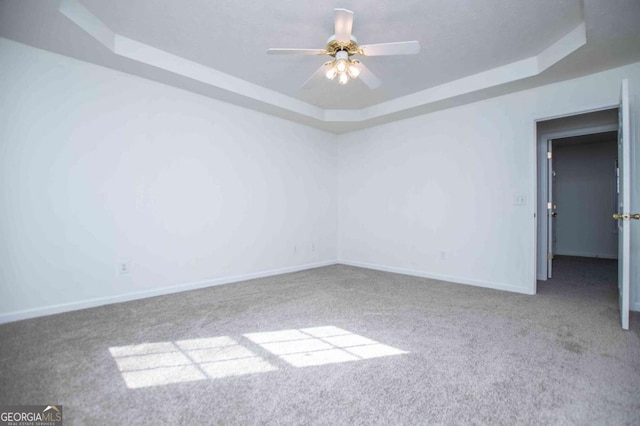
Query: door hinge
[[547, 151, 552, 159], [547, 202, 552, 209]]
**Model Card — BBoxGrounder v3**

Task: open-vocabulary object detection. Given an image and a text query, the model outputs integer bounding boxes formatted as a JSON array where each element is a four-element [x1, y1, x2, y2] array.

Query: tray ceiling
[[1, 0, 639, 133]]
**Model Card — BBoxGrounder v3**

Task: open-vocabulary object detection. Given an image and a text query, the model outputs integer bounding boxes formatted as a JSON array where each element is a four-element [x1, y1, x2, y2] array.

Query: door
[[616, 79, 631, 330], [547, 140, 557, 278]]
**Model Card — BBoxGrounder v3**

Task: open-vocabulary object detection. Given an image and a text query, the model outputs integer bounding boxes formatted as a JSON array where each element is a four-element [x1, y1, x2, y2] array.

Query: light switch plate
[[514, 195, 527, 205]]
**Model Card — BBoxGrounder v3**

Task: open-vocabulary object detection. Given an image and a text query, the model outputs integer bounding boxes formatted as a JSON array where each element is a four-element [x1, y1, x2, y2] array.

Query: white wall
[[0, 39, 338, 322], [338, 62, 640, 307], [554, 140, 618, 259], [2, 38, 640, 323]]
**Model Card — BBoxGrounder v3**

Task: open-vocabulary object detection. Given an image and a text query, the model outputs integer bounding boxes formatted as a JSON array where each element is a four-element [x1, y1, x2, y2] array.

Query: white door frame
[[533, 110, 618, 288], [617, 79, 632, 330], [547, 139, 554, 279]]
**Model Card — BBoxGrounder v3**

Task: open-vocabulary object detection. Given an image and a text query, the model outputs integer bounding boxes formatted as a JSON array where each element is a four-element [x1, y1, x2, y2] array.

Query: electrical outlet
[[118, 259, 131, 275]]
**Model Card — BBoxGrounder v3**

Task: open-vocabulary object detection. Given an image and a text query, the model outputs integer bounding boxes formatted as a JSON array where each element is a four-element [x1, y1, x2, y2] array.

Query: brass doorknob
[[613, 213, 640, 220]]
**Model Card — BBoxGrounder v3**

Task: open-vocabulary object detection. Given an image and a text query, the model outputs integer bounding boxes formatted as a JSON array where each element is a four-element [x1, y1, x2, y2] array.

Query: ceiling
[[1, 0, 639, 133]]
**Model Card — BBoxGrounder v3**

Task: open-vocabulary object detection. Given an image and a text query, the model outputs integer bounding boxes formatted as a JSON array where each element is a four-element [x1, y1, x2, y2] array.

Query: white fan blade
[[358, 63, 381, 89], [267, 48, 325, 55], [359, 41, 420, 56], [334, 8, 354, 44], [302, 63, 331, 89]]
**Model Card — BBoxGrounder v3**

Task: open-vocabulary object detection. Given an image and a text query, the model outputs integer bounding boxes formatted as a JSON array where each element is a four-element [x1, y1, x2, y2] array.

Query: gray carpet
[[1, 257, 639, 424]]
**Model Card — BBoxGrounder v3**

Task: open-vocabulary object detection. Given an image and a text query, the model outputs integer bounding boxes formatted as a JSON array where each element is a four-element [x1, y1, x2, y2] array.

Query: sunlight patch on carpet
[[109, 336, 276, 389], [244, 326, 408, 367], [109, 326, 407, 388]]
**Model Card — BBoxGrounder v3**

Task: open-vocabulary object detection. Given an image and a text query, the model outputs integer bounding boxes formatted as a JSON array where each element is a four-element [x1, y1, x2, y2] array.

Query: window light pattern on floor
[[109, 326, 407, 389], [109, 336, 276, 389], [244, 326, 408, 367]]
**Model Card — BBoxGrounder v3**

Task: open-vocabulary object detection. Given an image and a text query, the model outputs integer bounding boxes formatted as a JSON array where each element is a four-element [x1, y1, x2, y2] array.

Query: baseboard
[[338, 259, 534, 295], [0, 259, 339, 324], [554, 251, 618, 259]]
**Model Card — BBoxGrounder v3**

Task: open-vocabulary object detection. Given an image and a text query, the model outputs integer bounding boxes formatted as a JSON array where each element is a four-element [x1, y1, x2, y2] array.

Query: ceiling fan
[[267, 8, 420, 89]]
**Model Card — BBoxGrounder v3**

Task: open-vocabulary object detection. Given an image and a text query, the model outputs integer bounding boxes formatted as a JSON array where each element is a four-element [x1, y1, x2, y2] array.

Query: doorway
[[534, 80, 633, 330], [536, 108, 619, 281], [551, 133, 618, 263]]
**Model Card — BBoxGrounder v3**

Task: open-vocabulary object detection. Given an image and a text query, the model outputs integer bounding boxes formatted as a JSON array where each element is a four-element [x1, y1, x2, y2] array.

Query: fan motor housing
[[325, 35, 359, 56]]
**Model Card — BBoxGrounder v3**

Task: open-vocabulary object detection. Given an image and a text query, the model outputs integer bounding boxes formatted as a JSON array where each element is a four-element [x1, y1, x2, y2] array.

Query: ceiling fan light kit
[[324, 50, 361, 84], [267, 9, 420, 89]]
